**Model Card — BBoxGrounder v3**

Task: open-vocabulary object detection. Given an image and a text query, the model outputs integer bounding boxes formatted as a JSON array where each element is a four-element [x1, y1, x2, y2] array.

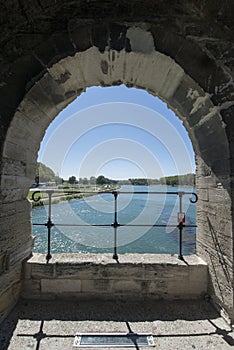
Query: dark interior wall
[[0, 0, 234, 152]]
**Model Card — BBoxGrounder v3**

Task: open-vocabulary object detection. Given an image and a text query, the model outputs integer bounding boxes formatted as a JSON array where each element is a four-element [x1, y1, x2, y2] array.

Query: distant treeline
[[34, 162, 195, 187], [128, 173, 195, 186]]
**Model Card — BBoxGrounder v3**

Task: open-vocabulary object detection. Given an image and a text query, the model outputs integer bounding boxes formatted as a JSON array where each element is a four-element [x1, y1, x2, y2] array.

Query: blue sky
[[38, 85, 195, 180]]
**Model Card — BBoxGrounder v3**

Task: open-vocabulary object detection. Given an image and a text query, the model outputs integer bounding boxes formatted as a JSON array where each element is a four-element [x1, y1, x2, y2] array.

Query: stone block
[[19, 89, 57, 126], [208, 188, 231, 204], [8, 238, 33, 268], [55, 264, 99, 279], [0, 266, 21, 292], [1, 189, 23, 203], [41, 279, 81, 294], [21, 280, 41, 299], [22, 262, 32, 279], [75, 47, 105, 87], [189, 265, 207, 285], [1, 158, 26, 177], [31, 263, 54, 278], [99, 264, 144, 280], [81, 279, 112, 293], [197, 188, 209, 201], [145, 265, 175, 278], [0, 281, 21, 323], [112, 280, 142, 293], [148, 280, 167, 294]]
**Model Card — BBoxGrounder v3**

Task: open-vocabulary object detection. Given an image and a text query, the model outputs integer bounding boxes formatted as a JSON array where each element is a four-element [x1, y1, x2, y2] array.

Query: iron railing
[[31, 189, 198, 263]]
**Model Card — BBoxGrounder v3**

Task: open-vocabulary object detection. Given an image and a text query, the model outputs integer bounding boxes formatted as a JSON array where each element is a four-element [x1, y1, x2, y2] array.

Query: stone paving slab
[[0, 299, 234, 349]]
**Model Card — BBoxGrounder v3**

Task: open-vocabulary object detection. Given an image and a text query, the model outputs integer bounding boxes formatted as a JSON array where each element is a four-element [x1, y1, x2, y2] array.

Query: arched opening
[[0, 24, 232, 322], [32, 85, 196, 257]]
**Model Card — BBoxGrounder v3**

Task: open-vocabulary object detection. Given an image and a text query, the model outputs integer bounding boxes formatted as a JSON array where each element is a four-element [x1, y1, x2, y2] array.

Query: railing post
[[178, 223, 183, 260], [45, 190, 54, 263], [178, 192, 184, 260], [112, 191, 120, 261]]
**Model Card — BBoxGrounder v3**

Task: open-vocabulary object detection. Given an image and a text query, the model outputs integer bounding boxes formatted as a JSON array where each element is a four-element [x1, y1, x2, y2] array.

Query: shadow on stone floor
[[0, 298, 233, 350]]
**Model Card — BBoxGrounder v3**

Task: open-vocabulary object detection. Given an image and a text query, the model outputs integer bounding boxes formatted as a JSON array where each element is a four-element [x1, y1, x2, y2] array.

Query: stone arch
[[0, 23, 233, 322], [2, 43, 230, 192]]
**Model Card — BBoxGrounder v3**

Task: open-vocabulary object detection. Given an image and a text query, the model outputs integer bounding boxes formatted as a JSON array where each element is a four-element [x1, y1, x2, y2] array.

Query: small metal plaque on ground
[[73, 333, 154, 347]]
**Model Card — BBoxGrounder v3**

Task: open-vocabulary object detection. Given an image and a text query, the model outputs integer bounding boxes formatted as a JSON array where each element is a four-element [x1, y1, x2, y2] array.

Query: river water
[[32, 185, 196, 255]]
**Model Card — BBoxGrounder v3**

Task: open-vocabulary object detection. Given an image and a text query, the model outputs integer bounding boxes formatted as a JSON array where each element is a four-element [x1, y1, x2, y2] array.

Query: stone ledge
[[27, 253, 206, 265], [22, 253, 208, 300]]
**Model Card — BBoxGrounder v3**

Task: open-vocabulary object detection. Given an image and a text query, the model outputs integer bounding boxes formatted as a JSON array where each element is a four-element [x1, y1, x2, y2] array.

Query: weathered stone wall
[[22, 254, 207, 300], [0, 0, 234, 322], [2, 40, 231, 320], [0, 198, 34, 321], [196, 159, 233, 319]]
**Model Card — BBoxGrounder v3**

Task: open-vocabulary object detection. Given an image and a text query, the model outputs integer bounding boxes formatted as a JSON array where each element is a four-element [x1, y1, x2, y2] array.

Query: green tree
[[159, 173, 195, 186], [83, 177, 88, 185], [129, 178, 148, 186], [54, 176, 63, 185], [68, 176, 77, 184], [36, 162, 56, 183], [89, 176, 96, 185], [96, 175, 110, 185]]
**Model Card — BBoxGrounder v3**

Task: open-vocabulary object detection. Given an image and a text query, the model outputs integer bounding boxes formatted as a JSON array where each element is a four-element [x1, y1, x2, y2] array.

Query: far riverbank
[[28, 185, 120, 208]]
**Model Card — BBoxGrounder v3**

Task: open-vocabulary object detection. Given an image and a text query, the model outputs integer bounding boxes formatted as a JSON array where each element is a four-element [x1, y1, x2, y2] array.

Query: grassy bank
[[28, 185, 119, 208]]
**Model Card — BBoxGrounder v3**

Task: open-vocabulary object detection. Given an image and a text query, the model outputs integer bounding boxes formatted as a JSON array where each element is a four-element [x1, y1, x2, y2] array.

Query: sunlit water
[[32, 185, 196, 255]]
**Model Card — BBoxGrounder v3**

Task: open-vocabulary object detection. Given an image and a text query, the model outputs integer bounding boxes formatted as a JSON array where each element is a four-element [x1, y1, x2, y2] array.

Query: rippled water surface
[[32, 185, 196, 255]]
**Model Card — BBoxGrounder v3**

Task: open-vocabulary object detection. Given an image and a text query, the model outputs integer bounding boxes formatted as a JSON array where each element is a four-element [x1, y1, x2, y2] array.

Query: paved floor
[[0, 299, 233, 349]]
